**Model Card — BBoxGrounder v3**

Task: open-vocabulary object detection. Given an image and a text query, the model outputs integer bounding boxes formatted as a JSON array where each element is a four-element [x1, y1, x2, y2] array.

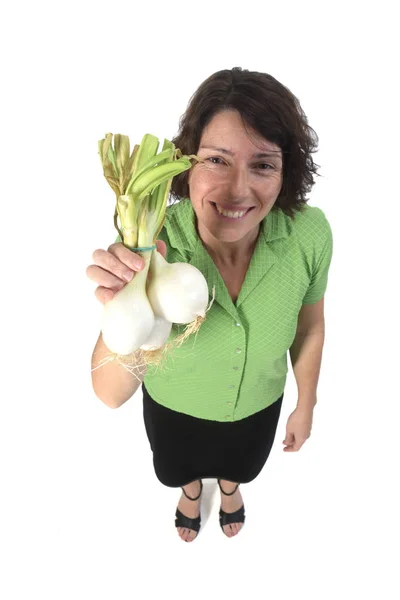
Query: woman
[[87, 67, 333, 543]]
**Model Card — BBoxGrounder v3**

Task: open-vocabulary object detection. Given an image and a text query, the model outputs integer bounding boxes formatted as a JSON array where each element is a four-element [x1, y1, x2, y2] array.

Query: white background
[[1, 1, 399, 598]]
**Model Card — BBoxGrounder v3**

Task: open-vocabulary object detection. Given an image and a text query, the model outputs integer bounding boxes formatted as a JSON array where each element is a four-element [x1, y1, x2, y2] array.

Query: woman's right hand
[[86, 239, 167, 304]]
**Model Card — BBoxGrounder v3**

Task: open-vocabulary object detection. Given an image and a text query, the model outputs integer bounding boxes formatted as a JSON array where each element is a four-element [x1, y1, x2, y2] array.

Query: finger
[[91, 249, 137, 281], [156, 239, 167, 259], [94, 286, 117, 304], [107, 243, 145, 271], [86, 264, 130, 289]]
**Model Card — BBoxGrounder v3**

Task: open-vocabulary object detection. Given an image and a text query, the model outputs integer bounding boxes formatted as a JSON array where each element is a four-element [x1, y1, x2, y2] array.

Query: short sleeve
[[302, 213, 333, 305]]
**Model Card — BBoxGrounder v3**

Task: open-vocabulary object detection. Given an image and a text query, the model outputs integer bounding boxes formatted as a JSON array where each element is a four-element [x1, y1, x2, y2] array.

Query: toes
[[188, 530, 196, 542], [178, 527, 197, 542], [185, 529, 196, 542], [223, 525, 233, 537], [223, 523, 243, 537]]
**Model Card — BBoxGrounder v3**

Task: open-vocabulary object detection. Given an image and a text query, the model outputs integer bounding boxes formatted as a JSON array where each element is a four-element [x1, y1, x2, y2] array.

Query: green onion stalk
[[96, 132, 208, 373], [98, 133, 201, 253]]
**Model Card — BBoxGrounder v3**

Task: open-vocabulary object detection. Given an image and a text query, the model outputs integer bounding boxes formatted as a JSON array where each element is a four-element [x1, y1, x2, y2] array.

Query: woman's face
[[188, 109, 283, 245]]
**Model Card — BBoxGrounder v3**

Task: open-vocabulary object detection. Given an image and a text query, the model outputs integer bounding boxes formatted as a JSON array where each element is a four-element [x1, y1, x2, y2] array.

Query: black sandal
[[218, 479, 246, 534], [175, 480, 203, 539]]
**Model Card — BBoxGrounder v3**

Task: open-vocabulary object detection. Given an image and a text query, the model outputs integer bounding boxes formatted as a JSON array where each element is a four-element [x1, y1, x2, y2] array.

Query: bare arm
[[91, 332, 145, 408], [87, 239, 167, 409], [289, 297, 325, 411]]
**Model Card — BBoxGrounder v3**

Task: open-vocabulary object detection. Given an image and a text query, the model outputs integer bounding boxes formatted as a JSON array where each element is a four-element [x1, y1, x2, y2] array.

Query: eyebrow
[[199, 145, 282, 159]]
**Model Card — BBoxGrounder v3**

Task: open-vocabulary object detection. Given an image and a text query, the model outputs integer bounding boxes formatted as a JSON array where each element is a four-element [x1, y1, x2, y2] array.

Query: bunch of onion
[[95, 132, 212, 375]]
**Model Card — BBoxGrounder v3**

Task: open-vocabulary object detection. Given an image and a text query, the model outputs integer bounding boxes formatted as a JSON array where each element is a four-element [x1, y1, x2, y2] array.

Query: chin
[[209, 226, 250, 243]]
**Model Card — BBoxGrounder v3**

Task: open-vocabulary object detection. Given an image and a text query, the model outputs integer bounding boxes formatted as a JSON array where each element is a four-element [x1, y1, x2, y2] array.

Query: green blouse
[[142, 198, 333, 422]]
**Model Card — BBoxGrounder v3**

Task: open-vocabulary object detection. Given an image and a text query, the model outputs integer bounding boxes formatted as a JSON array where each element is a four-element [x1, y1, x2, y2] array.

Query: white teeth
[[215, 205, 248, 218]]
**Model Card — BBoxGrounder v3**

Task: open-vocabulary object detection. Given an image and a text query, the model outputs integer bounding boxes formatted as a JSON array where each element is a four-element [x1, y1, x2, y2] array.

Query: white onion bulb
[[140, 315, 172, 351], [147, 250, 209, 324], [101, 258, 154, 355]]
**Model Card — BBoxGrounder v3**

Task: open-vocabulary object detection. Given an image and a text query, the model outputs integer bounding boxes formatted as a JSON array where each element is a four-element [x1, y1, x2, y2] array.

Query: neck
[[197, 221, 260, 266]]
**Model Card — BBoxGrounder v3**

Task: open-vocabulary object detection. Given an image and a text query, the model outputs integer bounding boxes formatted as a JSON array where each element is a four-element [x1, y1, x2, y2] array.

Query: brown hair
[[170, 67, 321, 219]]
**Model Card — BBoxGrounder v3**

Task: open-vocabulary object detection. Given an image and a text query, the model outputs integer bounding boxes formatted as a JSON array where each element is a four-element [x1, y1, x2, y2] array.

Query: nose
[[227, 166, 251, 201]]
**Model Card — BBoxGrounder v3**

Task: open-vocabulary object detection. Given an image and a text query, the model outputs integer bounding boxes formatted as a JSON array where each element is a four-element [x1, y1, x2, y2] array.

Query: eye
[[206, 157, 274, 171]]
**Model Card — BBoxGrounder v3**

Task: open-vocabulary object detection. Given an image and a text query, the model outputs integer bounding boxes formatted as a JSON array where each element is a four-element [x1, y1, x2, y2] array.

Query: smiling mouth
[[211, 202, 255, 220]]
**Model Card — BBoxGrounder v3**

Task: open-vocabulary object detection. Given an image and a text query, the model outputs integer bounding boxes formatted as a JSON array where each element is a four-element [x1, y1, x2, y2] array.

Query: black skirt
[[142, 382, 284, 488]]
